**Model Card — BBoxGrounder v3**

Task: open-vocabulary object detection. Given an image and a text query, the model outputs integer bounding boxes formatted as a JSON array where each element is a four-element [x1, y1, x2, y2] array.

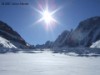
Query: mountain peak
[[53, 16, 100, 48], [0, 21, 30, 48]]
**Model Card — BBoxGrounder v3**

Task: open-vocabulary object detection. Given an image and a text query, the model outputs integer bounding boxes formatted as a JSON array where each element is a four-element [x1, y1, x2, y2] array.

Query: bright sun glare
[[43, 10, 53, 24], [34, 3, 61, 30]]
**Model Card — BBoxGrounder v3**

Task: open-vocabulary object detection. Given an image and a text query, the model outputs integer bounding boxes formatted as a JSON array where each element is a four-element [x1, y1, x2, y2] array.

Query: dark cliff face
[[53, 16, 100, 48], [0, 21, 29, 48]]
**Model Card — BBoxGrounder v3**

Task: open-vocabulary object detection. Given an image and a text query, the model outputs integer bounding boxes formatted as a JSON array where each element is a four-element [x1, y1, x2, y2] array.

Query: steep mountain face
[[53, 30, 70, 48], [0, 21, 30, 48], [53, 16, 100, 48], [44, 41, 53, 48], [72, 16, 100, 47]]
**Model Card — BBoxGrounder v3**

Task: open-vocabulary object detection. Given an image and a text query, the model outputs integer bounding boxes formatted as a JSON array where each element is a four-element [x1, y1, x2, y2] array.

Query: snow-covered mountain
[[53, 16, 100, 48], [35, 41, 53, 49], [53, 30, 70, 48], [72, 16, 100, 47], [44, 41, 53, 48], [0, 21, 30, 48]]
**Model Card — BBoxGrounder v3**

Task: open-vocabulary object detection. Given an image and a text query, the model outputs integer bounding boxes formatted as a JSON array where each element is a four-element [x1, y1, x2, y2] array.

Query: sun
[[34, 7, 59, 25], [33, 3, 61, 30], [39, 8, 57, 26], [42, 10, 53, 24]]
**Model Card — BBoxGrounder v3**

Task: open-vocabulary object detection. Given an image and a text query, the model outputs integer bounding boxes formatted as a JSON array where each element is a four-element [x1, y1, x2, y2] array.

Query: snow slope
[[0, 36, 16, 48], [90, 40, 100, 48], [0, 51, 100, 75]]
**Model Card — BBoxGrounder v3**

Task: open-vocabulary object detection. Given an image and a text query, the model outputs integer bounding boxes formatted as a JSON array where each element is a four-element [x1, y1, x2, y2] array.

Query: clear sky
[[0, 0, 100, 45]]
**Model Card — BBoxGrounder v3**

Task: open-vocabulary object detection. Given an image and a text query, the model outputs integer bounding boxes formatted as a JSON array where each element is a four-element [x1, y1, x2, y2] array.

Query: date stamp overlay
[[0, 2, 29, 6]]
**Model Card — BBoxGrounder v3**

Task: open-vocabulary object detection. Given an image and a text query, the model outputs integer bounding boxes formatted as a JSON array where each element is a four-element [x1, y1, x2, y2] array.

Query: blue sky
[[0, 0, 100, 45]]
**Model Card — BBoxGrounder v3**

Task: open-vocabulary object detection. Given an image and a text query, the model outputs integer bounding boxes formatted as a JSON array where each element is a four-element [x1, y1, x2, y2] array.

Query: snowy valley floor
[[0, 50, 100, 75]]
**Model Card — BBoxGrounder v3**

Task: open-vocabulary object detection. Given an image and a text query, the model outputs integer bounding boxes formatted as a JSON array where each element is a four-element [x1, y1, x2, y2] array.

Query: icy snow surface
[[0, 50, 100, 75]]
